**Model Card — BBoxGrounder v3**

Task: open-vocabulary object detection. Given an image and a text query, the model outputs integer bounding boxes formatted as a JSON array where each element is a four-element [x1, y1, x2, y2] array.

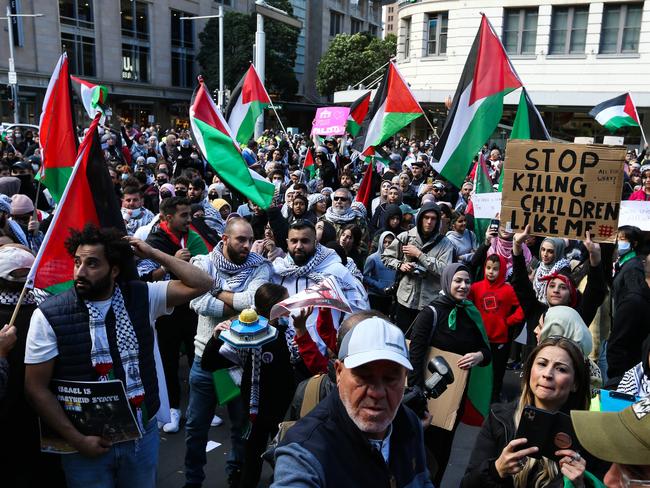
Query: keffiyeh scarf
[[273, 244, 334, 283], [85, 285, 146, 428], [324, 206, 357, 225], [210, 242, 266, 290], [533, 258, 571, 303], [0, 289, 35, 306]]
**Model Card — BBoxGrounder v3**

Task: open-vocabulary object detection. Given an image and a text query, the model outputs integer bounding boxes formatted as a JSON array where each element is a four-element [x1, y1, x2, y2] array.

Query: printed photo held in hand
[[269, 276, 352, 320]]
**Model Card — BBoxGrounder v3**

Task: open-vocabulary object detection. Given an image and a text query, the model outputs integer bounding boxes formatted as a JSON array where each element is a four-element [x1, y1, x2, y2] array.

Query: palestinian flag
[[38, 53, 79, 203], [186, 220, 218, 256], [303, 147, 316, 179], [467, 152, 494, 244], [462, 314, 493, 427], [346, 91, 371, 137], [510, 88, 550, 141], [27, 115, 127, 294], [71, 75, 108, 123], [355, 159, 380, 211], [225, 64, 271, 146], [589, 93, 641, 133], [353, 62, 423, 155], [432, 14, 522, 188], [191, 77, 275, 209]]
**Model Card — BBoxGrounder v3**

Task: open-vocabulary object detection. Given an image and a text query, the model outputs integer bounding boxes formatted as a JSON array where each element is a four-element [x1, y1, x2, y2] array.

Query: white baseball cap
[[338, 317, 412, 370], [0, 246, 34, 282]]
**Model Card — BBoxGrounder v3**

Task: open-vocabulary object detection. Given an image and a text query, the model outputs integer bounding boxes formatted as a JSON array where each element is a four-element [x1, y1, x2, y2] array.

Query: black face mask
[[208, 192, 218, 201], [157, 178, 168, 186], [175, 189, 187, 197]]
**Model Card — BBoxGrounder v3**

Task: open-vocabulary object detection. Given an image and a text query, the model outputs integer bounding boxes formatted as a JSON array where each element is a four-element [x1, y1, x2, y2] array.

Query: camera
[[402, 356, 455, 417]]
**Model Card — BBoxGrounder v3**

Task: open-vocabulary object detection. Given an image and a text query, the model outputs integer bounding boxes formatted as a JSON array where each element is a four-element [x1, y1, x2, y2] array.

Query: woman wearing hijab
[[511, 225, 607, 351], [0, 176, 21, 197], [617, 335, 650, 398], [533, 238, 571, 303], [363, 231, 396, 315], [408, 263, 493, 486], [370, 203, 402, 253]]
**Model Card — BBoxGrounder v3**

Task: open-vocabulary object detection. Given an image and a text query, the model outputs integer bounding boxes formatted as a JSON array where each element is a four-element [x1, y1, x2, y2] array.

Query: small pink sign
[[311, 106, 351, 136]]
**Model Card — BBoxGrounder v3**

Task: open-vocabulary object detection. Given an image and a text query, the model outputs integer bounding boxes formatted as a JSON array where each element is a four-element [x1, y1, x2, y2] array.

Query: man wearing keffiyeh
[[186, 217, 273, 488], [24, 224, 212, 488]]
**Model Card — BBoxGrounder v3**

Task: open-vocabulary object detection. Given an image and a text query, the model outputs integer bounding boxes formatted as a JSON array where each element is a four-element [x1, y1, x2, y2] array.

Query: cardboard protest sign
[[311, 107, 350, 136], [501, 140, 625, 242]]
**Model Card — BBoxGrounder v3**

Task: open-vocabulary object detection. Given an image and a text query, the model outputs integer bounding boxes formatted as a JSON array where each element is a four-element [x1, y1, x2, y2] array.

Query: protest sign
[[471, 191, 502, 219], [501, 140, 625, 243], [270, 276, 352, 320], [311, 107, 350, 137], [40, 379, 141, 454], [619, 200, 650, 231]]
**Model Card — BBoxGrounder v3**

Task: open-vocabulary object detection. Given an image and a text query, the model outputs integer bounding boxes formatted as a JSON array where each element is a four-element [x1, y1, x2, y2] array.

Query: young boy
[[468, 254, 524, 402]]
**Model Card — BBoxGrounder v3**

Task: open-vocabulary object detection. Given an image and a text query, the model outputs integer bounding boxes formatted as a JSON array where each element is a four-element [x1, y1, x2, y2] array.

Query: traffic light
[[2, 84, 12, 101]]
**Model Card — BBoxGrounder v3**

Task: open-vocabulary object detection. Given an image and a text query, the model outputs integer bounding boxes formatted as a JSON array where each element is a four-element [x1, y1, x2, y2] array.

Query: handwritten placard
[[311, 107, 350, 136]]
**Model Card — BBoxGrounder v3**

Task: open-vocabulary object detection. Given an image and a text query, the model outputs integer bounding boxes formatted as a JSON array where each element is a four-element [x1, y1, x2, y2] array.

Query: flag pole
[[8, 285, 29, 327]]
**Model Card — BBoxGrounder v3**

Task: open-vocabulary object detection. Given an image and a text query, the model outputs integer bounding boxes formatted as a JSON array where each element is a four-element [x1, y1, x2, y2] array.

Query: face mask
[[130, 207, 142, 219], [215, 183, 226, 195], [617, 241, 631, 255], [176, 189, 187, 197], [181, 139, 191, 148], [208, 192, 218, 201], [121, 173, 129, 181], [157, 178, 168, 186]]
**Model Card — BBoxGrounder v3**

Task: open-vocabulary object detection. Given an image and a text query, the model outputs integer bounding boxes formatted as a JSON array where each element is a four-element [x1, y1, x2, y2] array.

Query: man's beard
[[189, 194, 203, 204], [226, 242, 249, 265], [290, 248, 315, 266], [74, 273, 113, 301], [332, 206, 348, 216], [339, 386, 398, 437]]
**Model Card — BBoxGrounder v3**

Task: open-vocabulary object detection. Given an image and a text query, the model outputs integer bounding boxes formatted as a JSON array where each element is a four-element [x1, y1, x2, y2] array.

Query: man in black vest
[[272, 312, 433, 487], [24, 224, 212, 488]]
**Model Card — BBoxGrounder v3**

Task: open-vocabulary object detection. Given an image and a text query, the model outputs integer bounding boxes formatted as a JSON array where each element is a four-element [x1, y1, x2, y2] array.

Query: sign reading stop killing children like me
[[501, 140, 626, 243]]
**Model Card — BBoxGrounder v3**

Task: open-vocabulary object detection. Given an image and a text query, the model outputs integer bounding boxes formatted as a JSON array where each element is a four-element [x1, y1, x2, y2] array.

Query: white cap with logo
[[338, 317, 413, 370]]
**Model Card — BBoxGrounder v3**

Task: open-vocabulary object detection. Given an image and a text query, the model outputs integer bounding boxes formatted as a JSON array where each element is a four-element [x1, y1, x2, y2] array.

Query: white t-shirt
[[25, 281, 172, 364]]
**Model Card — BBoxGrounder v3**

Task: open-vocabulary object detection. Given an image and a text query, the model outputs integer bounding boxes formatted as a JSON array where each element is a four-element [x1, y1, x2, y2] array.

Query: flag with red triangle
[[38, 53, 79, 203], [353, 62, 424, 155], [433, 14, 523, 188], [224, 64, 271, 146], [27, 115, 128, 294], [191, 77, 275, 209], [346, 91, 371, 137], [70, 75, 109, 123], [303, 147, 316, 179]]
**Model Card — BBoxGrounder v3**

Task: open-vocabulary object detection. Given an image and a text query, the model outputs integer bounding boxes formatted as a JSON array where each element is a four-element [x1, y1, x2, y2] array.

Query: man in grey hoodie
[[381, 202, 455, 332]]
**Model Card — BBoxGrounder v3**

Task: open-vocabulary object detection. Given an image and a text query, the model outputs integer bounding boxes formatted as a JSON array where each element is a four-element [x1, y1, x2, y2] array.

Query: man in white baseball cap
[[273, 311, 433, 487]]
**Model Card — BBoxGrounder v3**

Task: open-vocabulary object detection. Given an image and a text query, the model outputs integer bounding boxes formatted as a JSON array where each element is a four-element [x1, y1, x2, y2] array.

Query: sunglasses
[[333, 196, 349, 202]]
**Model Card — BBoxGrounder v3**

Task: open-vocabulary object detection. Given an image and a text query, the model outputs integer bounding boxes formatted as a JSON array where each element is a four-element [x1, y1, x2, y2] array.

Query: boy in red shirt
[[469, 254, 524, 402]]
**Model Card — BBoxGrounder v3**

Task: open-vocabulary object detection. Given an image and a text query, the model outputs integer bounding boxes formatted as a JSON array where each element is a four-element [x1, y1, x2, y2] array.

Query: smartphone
[[489, 219, 500, 235], [515, 406, 581, 460]]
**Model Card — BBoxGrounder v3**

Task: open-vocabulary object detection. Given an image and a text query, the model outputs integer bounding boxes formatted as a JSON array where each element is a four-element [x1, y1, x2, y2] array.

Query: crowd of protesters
[[0, 121, 649, 488]]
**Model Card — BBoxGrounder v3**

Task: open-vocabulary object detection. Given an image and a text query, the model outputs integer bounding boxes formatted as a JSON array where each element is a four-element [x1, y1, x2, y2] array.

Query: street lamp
[[180, 7, 225, 107], [0, 7, 43, 123], [253, 0, 302, 138]]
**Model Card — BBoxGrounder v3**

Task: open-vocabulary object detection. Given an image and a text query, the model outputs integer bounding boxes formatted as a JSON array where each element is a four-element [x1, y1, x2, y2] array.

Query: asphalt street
[[158, 360, 523, 488]]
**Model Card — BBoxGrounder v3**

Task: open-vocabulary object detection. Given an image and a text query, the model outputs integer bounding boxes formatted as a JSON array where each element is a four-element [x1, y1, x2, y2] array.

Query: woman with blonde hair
[[462, 337, 608, 488]]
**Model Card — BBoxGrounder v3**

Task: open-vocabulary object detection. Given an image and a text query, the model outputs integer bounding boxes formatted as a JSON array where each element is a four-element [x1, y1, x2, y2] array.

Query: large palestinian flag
[[224, 64, 271, 146], [191, 77, 275, 209], [38, 53, 79, 203], [589, 93, 640, 133], [71, 75, 109, 123], [353, 62, 423, 155], [432, 14, 522, 188], [27, 115, 127, 294], [346, 91, 371, 137]]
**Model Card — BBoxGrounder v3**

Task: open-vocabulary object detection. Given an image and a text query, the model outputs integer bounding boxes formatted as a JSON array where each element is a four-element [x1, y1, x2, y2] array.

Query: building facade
[[337, 0, 649, 144], [382, 2, 398, 37], [0, 0, 260, 127]]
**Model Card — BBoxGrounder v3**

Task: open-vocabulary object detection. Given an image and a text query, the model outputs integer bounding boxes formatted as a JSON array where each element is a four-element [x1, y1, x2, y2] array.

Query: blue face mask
[[617, 241, 631, 255]]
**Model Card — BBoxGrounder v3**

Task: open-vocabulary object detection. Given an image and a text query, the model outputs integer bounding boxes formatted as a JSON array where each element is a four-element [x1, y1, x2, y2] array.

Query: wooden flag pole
[[8, 284, 29, 327]]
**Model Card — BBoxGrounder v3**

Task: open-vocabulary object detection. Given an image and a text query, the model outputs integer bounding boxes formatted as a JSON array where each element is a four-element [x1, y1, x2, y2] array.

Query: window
[[171, 10, 195, 88], [121, 0, 149, 41], [59, 0, 93, 29], [351, 18, 362, 34], [330, 11, 342, 36], [549, 6, 588, 54], [122, 44, 150, 83], [503, 8, 538, 55], [61, 32, 95, 76], [599, 3, 642, 54], [404, 17, 411, 58], [427, 12, 448, 56]]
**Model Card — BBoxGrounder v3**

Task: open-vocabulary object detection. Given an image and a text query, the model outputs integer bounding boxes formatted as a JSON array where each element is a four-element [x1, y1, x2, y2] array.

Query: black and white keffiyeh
[[323, 206, 357, 225], [85, 285, 145, 410], [0, 289, 35, 306], [210, 242, 266, 290], [273, 243, 335, 283]]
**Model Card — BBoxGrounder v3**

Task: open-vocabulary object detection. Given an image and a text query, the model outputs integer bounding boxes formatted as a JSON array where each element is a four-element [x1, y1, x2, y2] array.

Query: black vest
[[38, 281, 160, 418]]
